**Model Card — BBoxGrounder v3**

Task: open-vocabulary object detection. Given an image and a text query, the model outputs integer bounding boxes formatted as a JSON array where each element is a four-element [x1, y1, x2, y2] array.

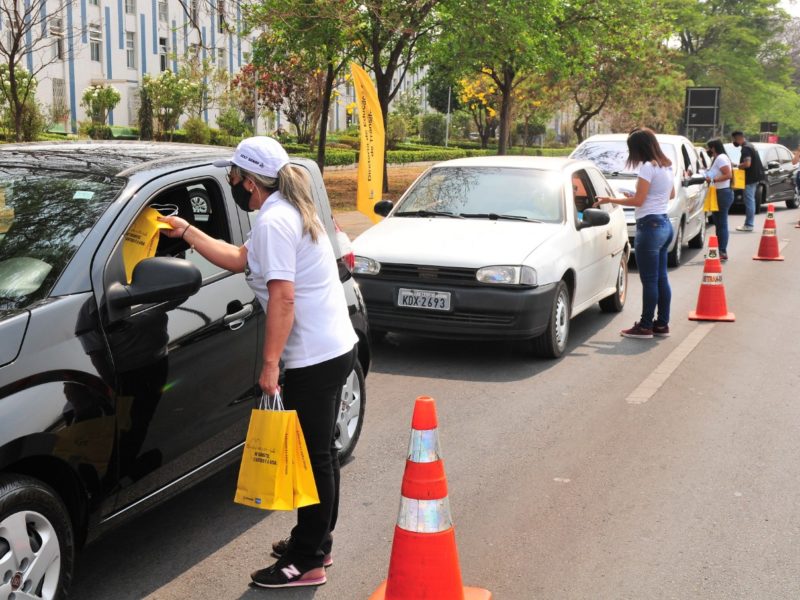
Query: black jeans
[[282, 345, 356, 568]]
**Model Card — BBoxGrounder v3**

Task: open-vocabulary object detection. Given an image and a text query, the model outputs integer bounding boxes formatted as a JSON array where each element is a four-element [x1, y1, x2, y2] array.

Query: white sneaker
[[736, 225, 753, 232]]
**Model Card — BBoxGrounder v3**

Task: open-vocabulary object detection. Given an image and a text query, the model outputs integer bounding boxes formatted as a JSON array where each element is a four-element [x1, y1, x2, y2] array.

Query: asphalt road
[[72, 206, 800, 600]]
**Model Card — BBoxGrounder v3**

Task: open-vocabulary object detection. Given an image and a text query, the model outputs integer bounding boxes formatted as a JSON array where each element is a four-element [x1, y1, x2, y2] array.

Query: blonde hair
[[235, 164, 323, 242]]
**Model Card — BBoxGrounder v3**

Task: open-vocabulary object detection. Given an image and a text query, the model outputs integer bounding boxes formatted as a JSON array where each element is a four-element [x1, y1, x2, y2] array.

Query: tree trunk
[[316, 63, 336, 175], [497, 67, 515, 156]]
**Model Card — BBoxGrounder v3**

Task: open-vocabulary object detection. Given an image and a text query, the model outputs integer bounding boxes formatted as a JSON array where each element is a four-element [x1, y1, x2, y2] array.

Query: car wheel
[[0, 475, 74, 600], [335, 360, 366, 462], [599, 253, 628, 313], [786, 192, 799, 209], [754, 185, 766, 214], [687, 214, 706, 249], [667, 221, 684, 268], [531, 280, 570, 359]]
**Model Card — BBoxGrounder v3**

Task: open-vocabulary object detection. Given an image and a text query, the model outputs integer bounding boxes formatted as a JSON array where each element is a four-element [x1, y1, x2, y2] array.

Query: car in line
[[571, 133, 708, 267], [0, 142, 370, 599], [724, 142, 799, 211], [352, 156, 629, 359]]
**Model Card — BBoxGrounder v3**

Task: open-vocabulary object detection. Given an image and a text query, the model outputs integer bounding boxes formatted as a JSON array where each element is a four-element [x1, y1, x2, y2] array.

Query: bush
[[293, 148, 357, 167], [209, 129, 240, 147], [216, 107, 251, 137], [420, 113, 447, 146], [387, 115, 408, 149], [138, 87, 153, 141], [183, 117, 210, 144], [329, 134, 360, 149], [87, 123, 112, 140], [387, 148, 466, 164]]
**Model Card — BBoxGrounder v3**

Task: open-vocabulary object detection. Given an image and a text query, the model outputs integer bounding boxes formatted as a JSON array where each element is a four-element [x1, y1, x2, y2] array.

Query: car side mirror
[[683, 175, 706, 187], [374, 200, 394, 217], [580, 208, 611, 228], [107, 257, 201, 310], [767, 160, 780, 170]]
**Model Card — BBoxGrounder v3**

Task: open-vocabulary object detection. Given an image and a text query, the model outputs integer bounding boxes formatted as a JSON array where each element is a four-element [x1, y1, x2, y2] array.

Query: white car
[[352, 156, 629, 358], [571, 133, 708, 267]]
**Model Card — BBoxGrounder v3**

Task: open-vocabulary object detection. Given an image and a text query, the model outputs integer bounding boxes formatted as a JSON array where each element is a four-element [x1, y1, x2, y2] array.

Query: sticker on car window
[[73, 190, 95, 200]]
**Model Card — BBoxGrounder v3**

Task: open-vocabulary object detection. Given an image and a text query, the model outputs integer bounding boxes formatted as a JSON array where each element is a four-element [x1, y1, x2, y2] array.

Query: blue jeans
[[712, 187, 734, 254], [743, 182, 758, 228], [634, 214, 673, 328]]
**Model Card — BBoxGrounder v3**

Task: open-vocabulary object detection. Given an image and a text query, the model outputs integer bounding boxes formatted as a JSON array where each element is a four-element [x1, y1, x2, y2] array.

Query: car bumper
[[354, 277, 558, 340]]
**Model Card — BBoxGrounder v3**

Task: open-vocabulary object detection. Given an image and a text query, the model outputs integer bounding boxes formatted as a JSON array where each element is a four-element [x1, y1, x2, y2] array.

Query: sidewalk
[[333, 209, 375, 239]]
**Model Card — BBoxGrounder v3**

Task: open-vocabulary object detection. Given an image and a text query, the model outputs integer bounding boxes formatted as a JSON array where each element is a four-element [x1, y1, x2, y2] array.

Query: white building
[[11, 0, 252, 131]]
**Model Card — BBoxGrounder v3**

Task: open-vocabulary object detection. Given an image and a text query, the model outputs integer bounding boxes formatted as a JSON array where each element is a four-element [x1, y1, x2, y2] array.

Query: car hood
[[0, 310, 30, 368], [353, 217, 561, 267]]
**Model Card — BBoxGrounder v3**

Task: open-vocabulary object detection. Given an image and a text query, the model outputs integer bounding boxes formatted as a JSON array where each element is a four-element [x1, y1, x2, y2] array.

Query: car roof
[[582, 133, 689, 146], [431, 155, 591, 172]]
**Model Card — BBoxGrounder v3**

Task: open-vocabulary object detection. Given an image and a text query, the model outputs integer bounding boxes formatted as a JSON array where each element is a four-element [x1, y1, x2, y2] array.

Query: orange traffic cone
[[753, 203, 784, 260], [369, 397, 491, 600], [689, 235, 735, 322]]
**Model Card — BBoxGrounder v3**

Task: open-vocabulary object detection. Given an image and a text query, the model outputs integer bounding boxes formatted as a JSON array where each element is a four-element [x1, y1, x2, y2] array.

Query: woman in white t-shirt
[[704, 138, 733, 260], [161, 137, 357, 589], [595, 127, 675, 339]]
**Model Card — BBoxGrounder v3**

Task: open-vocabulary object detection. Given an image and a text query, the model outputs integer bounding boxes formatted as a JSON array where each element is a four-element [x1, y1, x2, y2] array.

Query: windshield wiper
[[604, 171, 638, 178], [394, 209, 463, 218], [460, 213, 542, 223]]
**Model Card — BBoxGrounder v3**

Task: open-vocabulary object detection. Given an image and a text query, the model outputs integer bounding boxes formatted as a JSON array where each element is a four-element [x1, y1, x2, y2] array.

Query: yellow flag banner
[[350, 63, 385, 224]]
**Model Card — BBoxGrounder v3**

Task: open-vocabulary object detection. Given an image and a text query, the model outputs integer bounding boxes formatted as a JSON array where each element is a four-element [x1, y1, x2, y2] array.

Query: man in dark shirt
[[731, 131, 764, 231]]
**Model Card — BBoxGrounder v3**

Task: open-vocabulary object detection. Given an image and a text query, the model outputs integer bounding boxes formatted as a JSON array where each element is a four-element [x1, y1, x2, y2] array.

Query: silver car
[[571, 133, 708, 267]]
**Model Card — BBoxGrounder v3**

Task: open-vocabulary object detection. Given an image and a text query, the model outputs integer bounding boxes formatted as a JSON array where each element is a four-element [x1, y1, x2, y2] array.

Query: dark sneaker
[[621, 322, 653, 339], [272, 537, 333, 568], [719, 252, 728, 261], [736, 225, 753, 232], [652, 324, 670, 337], [250, 558, 327, 588]]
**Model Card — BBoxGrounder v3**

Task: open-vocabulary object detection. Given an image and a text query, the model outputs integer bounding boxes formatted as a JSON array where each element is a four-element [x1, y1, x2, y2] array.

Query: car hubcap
[[617, 259, 627, 303], [676, 226, 683, 262], [554, 291, 569, 350], [335, 369, 361, 454], [0, 511, 61, 599]]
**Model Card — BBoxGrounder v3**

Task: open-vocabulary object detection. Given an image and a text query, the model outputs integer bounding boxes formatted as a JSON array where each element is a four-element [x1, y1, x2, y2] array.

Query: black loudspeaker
[[685, 87, 720, 127]]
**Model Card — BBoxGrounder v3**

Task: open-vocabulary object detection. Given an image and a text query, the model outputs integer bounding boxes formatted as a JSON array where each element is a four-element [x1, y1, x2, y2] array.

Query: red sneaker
[[621, 322, 654, 339]]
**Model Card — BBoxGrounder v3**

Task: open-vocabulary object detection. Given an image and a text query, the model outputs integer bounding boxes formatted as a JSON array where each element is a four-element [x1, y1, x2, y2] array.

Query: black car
[[724, 142, 799, 211], [0, 142, 370, 599]]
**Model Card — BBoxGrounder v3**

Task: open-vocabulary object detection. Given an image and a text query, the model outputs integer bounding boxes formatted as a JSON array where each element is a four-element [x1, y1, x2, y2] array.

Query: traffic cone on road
[[369, 396, 491, 600], [689, 235, 735, 322], [753, 203, 784, 260]]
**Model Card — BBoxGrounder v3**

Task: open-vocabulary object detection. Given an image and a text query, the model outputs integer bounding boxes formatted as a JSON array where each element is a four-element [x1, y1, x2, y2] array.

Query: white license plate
[[397, 288, 451, 311]]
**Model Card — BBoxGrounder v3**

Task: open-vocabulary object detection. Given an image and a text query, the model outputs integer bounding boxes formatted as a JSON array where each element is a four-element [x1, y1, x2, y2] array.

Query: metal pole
[[253, 68, 258, 136], [445, 86, 451, 148]]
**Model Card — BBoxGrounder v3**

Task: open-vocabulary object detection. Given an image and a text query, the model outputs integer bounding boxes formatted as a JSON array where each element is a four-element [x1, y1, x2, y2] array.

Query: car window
[[0, 167, 123, 309], [132, 178, 233, 281], [572, 141, 678, 177], [763, 147, 778, 165], [395, 166, 563, 222], [776, 146, 793, 163], [696, 149, 709, 170], [572, 170, 597, 221], [681, 145, 694, 176]]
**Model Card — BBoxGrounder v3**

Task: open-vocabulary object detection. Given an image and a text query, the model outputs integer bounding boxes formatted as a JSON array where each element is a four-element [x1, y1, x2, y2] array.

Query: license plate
[[397, 288, 451, 311]]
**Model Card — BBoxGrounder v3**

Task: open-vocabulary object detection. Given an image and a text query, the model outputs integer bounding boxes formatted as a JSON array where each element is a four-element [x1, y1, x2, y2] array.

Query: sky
[[782, 0, 800, 18]]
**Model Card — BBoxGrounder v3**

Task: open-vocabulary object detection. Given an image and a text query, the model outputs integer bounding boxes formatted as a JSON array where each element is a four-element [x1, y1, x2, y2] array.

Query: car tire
[[786, 192, 799, 209], [754, 185, 766, 214], [687, 214, 706, 249], [335, 360, 366, 463], [667, 221, 684, 268], [0, 475, 74, 600], [531, 280, 570, 359], [599, 253, 628, 313]]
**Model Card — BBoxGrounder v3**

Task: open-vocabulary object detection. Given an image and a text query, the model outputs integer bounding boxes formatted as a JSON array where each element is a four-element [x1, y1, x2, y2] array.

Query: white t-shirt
[[706, 153, 732, 189], [635, 161, 674, 220], [245, 191, 358, 369]]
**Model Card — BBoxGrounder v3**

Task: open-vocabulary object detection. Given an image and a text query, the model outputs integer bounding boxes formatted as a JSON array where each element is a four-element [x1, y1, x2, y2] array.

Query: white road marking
[[779, 239, 789, 252], [626, 324, 716, 405], [553, 477, 571, 483]]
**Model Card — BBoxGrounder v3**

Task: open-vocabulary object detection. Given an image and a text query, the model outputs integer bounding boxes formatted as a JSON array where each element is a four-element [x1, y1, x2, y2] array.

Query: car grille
[[376, 263, 480, 286], [368, 305, 514, 326]]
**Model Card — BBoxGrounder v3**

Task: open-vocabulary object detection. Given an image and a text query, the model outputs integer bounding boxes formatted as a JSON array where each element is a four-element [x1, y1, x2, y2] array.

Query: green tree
[[142, 71, 200, 140], [81, 84, 122, 125]]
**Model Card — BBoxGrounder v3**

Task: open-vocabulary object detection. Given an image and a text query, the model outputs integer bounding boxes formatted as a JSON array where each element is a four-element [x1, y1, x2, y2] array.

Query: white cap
[[213, 136, 289, 178]]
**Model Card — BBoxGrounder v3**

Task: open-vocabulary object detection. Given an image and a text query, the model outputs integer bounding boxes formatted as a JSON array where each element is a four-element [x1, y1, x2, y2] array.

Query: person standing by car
[[160, 137, 358, 589], [731, 130, 764, 232], [595, 127, 675, 339], [704, 139, 733, 261], [792, 146, 800, 198]]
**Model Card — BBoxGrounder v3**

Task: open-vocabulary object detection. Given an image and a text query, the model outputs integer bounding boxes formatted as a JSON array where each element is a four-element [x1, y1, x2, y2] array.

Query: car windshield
[[394, 166, 563, 222], [572, 141, 678, 177], [724, 143, 767, 165], [0, 168, 124, 309]]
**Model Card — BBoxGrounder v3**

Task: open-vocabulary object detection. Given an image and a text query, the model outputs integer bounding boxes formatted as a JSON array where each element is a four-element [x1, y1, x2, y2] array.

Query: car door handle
[[223, 304, 254, 330], [606, 230, 613, 239]]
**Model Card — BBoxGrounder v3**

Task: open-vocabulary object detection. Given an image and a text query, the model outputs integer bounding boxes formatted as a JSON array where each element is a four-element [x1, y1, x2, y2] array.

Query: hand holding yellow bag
[[703, 184, 719, 212], [234, 393, 319, 510]]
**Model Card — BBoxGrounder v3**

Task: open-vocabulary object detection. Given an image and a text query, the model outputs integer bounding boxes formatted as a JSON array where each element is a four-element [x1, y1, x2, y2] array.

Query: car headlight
[[353, 256, 381, 275], [475, 265, 537, 286]]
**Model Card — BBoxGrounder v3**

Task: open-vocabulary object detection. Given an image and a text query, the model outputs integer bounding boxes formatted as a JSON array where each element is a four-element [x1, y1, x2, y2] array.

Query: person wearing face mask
[[160, 136, 358, 589], [704, 138, 733, 261], [730, 130, 764, 232]]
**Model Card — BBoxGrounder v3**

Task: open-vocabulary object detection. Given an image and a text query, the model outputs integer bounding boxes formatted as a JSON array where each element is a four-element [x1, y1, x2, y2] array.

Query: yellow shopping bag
[[292, 416, 320, 508], [122, 206, 173, 283], [703, 185, 719, 212], [732, 168, 745, 190], [234, 395, 295, 511]]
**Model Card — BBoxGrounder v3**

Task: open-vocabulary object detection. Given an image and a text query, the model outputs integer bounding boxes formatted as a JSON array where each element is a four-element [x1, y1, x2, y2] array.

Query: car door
[[681, 142, 704, 233], [94, 170, 260, 511], [774, 146, 795, 201], [570, 169, 608, 304], [762, 147, 782, 200], [588, 167, 625, 289]]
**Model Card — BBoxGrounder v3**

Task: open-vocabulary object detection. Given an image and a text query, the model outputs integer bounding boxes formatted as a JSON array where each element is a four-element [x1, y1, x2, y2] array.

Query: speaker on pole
[[685, 87, 721, 137]]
